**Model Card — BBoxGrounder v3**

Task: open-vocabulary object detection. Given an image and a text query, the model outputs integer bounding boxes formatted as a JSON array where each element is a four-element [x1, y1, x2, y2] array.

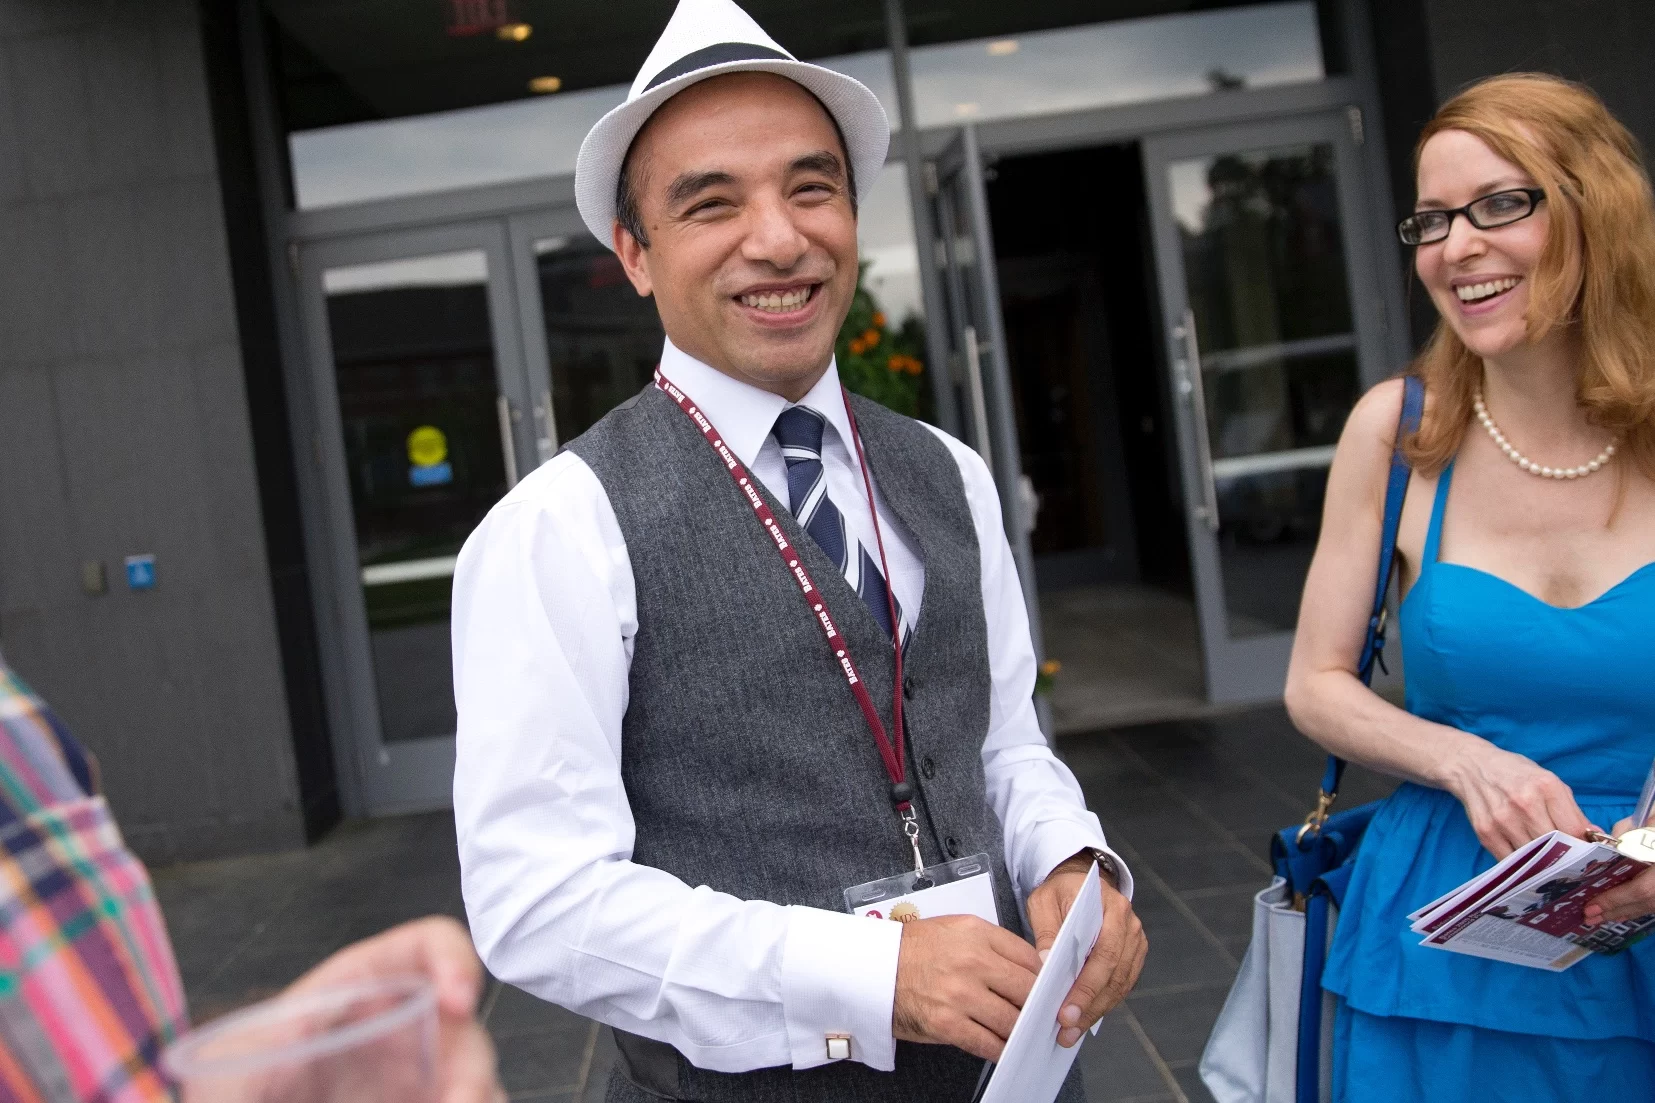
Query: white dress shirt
[[452, 339, 1131, 1075]]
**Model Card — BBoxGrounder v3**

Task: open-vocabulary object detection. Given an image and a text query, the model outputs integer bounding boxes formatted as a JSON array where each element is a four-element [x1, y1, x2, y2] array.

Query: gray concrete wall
[[0, 0, 305, 862], [1424, 0, 1653, 162]]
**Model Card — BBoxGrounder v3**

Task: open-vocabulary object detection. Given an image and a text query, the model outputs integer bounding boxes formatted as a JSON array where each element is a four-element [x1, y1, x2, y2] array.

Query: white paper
[[979, 861, 1104, 1103]]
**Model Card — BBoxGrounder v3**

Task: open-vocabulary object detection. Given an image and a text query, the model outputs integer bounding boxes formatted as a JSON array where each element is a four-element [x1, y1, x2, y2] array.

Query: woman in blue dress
[[1285, 73, 1655, 1099]]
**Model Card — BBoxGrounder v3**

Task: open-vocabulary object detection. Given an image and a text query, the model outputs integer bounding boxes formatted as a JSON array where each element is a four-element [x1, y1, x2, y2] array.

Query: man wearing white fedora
[[452, 1, 1146, 1099]]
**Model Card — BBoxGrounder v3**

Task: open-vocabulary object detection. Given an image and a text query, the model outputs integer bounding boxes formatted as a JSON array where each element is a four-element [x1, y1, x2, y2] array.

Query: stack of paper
[[1409, 831, 1655, 971]]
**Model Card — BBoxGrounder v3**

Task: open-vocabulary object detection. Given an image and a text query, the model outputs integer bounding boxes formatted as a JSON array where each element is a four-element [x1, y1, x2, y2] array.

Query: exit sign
[[446, 0, 512, 36]]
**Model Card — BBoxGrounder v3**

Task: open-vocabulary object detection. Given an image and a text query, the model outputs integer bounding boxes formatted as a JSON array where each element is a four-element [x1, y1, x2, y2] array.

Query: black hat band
[[643, 42, 793, 91]]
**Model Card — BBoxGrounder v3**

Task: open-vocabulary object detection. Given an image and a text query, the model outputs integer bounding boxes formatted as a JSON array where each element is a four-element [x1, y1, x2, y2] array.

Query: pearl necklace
[[1473, 392, 1616, 479]]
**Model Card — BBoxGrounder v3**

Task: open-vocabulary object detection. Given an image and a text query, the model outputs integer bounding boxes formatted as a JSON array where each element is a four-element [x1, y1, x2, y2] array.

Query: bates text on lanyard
[[653, 369, 923, 871]]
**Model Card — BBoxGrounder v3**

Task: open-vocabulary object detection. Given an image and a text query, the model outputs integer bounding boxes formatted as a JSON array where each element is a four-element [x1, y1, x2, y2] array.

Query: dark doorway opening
[[987, 142, 1190, 592], [986, 142, 1203, 730]]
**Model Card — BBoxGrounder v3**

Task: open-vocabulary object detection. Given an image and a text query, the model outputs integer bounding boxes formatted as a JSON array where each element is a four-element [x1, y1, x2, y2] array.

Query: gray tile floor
[[151, 706, 1396, 1102], [1040, 584, 1216, 736]]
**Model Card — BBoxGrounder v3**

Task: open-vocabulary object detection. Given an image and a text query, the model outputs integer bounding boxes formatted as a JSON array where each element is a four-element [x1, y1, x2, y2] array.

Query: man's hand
[[892, 914, 1043, 1061], [288, 916, 504, 1103], [1027, 852, 1147, 1049]]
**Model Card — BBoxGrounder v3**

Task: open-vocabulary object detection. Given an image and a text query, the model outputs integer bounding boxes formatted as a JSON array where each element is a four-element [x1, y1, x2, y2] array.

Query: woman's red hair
[[1405, 74, 1655, 478]]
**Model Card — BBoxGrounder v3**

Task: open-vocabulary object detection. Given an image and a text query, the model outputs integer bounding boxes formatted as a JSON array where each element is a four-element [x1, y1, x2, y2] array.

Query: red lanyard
[[653, 370, 921, 861]]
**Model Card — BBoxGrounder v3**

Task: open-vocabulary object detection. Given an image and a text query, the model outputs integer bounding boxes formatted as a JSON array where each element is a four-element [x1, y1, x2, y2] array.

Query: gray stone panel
[[0, 0, 304, 862], [0, 365, 75, 610], [155, 17, 219, 180], [4, 32, 98, 199], [0, 44, 25, 203], [0, 200, 74, 361], [80, 21, 168, 191]]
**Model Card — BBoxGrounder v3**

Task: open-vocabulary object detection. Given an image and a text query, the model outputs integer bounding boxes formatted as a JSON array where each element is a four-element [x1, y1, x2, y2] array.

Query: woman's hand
[[1443, 742, 1593, 860], [1583, 818, 1655, 927]]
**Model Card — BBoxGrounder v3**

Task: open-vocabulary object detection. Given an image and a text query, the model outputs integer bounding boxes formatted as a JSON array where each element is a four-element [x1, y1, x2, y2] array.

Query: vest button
[[945, 836, 961, 858], [902, 675, 916, 699], [921, 757, 936, 780]]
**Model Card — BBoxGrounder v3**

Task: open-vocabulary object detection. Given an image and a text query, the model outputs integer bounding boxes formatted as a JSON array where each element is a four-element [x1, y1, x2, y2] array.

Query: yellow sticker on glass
[[407, 425, 448, 468]]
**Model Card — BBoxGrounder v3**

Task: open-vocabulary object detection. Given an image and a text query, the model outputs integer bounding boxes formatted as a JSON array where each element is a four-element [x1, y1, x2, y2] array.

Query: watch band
[[1086, 848, 1121, 889]]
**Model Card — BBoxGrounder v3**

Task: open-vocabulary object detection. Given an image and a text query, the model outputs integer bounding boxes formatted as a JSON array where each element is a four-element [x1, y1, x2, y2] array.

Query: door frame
[[504, 205, 610, 465], [1142, 110, 1394, 703], [293, 218, 536, 815]]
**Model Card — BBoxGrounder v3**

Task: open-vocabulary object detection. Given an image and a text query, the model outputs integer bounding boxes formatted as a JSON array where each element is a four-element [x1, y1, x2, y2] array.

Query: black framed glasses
[[1396, 188, 1546, 246]]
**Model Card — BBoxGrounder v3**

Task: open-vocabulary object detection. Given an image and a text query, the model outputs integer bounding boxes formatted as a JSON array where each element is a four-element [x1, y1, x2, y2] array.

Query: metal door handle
[[1174, 309, 1220, 533], [496, 395, 520, 488], [961, 324, 995, 474]]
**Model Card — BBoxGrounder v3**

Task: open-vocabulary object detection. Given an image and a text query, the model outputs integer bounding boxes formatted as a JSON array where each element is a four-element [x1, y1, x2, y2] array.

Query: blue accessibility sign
[[124, 554, 157, 591], [410, 461, 454, 487]]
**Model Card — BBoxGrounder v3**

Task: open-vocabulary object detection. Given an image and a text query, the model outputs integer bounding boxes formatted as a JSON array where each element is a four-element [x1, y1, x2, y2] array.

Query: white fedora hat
[[573, 0, 890, 249]]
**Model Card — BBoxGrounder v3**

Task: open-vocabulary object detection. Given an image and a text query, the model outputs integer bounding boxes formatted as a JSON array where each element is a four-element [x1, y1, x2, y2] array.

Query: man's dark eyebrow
[[665, 170, 736, 208], [791, 150, 846, 180]]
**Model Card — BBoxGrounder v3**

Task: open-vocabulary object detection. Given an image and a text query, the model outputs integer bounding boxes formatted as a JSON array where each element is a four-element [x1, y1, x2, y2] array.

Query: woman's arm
[[1284, 379, 1593, 859]]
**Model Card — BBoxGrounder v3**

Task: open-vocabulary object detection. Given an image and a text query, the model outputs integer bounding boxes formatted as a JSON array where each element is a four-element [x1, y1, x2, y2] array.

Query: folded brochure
[[971, 861, 1104, 1103], [1409, 830, 1655, 971]]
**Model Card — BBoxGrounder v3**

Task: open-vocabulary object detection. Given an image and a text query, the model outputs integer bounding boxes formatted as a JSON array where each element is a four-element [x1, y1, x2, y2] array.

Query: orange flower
[[1039, 659, 1062, 677], [873, 311, 887, 328], [861, 328, 880, 348], [850, 336, 867, 355]]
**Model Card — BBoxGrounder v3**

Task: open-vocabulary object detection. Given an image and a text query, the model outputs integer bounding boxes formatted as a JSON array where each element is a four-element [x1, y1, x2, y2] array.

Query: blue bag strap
[[1296, 887, 1336, 1103], [1312, 375, 1424, 807], [1292, 376, 1424, 1103]]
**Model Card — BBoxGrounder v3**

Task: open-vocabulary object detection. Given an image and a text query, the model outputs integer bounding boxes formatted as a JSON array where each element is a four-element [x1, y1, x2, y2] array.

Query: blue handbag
[[1270, 373, 1424, 1103]]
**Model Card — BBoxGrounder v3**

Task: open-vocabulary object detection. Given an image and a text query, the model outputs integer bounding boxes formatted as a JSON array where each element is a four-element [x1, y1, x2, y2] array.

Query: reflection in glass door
[[299, 224, 532, 813], [1146, 113, 1389, 702], [507, 213, 667, 458]]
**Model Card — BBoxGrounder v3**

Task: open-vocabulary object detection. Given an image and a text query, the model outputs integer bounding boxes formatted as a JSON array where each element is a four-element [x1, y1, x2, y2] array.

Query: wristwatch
[[1054, 847, 1121, 888], [1086, 848, 1122, 889]]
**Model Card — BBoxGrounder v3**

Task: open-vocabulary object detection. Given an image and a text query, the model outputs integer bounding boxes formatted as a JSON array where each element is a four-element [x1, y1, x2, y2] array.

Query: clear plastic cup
[[162, 975, 438, 1102]]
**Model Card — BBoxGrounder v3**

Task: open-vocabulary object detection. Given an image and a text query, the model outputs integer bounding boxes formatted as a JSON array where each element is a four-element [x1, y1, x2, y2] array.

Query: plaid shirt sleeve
[[0, 658, 189, 1103]]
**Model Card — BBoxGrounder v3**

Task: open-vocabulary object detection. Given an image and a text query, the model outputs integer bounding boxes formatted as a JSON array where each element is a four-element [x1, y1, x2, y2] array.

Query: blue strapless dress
[[1323, 461, 1655, 1100]]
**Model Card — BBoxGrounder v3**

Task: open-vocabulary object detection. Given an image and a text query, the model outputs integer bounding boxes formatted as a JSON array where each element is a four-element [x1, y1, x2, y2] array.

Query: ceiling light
[[986, 39, 1019, 56], [953, 102, 981, 117], [528, 75, 563, 94], [497, 22, 532, 42]]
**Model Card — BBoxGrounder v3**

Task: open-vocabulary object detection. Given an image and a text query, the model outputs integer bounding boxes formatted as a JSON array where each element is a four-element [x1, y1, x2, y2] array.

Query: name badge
[[844, 853, 999, 927]]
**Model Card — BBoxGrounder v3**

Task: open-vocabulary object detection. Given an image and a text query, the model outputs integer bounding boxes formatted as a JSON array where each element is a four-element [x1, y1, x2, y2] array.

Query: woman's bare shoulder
[[1333, 377, 1411, 487], [1346, 377, 1409, 443]]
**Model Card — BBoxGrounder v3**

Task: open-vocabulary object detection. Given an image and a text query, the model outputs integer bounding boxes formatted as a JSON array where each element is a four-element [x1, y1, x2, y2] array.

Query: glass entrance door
[[506, 207, 667, 460], [1143, 112, 1391, 703], [297, 221, 536, 814], [926, 125, 1051, 726]]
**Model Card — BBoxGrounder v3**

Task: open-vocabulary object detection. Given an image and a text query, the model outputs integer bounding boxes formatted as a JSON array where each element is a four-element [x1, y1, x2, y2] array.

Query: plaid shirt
[[0, 658, 187, 1102]]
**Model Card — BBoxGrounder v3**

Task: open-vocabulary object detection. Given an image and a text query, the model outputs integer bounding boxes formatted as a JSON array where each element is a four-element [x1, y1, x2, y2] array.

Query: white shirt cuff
[[780, 905, 903, 1071], [1020, 826, 1135, 903]]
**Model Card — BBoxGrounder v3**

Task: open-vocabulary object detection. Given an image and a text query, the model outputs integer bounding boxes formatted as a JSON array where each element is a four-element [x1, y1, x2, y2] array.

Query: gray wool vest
[[568, 384, 1082, 1103]]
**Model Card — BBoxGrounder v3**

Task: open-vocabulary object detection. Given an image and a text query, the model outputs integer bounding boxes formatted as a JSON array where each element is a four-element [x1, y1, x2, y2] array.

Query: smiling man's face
[[613, 72, 859, 400]]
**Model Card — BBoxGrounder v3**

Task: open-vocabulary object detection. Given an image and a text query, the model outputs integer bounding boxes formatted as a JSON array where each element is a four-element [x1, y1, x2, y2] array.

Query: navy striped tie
[[772, 406, 908, 645]]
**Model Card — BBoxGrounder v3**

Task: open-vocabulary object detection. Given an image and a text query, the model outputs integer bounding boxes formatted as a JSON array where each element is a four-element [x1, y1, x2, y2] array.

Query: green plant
[[835, 263, 928, 418]]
